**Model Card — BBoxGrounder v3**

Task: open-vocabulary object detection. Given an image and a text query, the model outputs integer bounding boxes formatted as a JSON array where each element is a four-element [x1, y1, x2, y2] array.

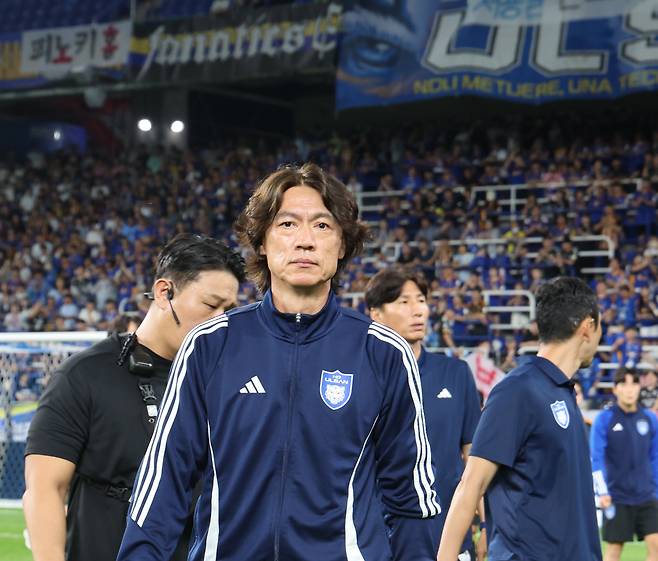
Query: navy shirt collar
[[257, 289, 340, 342], [418, 346, 428, 369], [531, 356, 574, 387]]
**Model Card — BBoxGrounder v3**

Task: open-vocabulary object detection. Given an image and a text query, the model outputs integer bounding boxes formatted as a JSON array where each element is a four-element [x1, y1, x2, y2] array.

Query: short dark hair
[[234, 162, 369, 293], [364, 267, 429, 310], [614, 367, 639, 385], [154, 233, 246, 289], [535, 277, 599, 343]]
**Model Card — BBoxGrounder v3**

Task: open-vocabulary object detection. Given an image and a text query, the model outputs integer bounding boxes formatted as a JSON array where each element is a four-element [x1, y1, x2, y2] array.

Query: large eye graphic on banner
[[340, 2, 422, 78]]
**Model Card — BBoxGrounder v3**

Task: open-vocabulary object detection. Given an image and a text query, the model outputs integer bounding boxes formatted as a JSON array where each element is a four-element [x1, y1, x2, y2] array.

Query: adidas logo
[[239, 376, 266, 394], [612, 423, 623, 432], [437, 388, 452, 399]]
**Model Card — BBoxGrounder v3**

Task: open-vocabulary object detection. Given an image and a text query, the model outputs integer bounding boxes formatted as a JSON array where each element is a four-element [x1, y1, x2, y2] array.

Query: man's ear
[[338, 238, 346, 260], [369, 307, 381, 322], [578, 317, 595, 341], [151, 278, 171, 310]]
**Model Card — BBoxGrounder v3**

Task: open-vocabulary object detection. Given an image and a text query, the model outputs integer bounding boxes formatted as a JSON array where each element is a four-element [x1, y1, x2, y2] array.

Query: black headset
[[166, 285, 181, 326], [144, 283, 180, 326]]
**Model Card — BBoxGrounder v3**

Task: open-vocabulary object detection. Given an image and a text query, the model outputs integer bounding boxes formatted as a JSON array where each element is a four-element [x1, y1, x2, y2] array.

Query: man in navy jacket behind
[[366, 267, 483, 561], [118, 163, 440, 561], [591, 368, 658, 561]]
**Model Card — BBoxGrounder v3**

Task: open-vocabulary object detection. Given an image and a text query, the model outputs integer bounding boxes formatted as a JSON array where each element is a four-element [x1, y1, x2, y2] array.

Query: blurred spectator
[[78, 300, 102, 328], [4, 303, 29, 331], [397, 242, 418, 266], [519, 320, 539, 348], [615, 285, 638, 327], [14, 372, 38, 401], [639, 370, 658, 412], [612, 327, 643, 369]]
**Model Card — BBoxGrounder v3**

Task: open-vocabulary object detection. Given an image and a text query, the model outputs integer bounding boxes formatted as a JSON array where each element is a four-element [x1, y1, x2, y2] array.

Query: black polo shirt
[[470, 356, 602, 561], [25, 333, 190, 561]]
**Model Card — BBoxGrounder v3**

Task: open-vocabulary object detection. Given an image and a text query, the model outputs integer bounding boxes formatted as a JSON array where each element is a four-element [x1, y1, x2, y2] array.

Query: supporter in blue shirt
[[613, 327, 643, 369], [615, 285, 638, 327], [438, 277, 603, 561], [590, 368, 658, 561], [366, 267, 484, 561]]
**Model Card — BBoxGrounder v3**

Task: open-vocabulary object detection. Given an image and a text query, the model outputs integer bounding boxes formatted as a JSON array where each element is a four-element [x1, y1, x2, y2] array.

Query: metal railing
[[483, 289, 535, 330], [354, 178, 642, 220], [363, 235, 614, 274], [469, 178, 643, 215]]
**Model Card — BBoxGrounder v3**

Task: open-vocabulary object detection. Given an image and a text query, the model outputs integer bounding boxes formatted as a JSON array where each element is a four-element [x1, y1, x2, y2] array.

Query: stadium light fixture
[[53, 130, 62, 141], [170, 120, 185, 134], [137, 118, 152, 132]]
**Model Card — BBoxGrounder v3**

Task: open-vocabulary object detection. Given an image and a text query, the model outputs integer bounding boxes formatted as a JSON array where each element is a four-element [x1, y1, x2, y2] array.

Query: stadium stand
[[0, 121, 657, 407]]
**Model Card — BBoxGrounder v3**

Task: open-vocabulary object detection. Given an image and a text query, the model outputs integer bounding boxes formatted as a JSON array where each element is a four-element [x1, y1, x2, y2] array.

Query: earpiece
[[166, 284, 180, 326]]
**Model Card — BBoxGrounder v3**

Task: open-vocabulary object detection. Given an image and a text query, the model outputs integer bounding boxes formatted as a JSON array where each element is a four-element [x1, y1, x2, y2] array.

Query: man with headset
[[23, 234, 245, 561]]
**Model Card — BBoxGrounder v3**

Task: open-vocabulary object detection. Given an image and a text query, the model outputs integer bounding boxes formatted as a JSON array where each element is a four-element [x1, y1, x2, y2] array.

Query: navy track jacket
[[591, 405, 658, 505], [118, 291, 440, 561]]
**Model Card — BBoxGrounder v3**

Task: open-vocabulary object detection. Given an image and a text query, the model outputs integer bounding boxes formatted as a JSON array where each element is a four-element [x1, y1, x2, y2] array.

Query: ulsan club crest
[[550, 400, 570, 429], [320, 370, 353, 411], [637, 419, 650, 436]]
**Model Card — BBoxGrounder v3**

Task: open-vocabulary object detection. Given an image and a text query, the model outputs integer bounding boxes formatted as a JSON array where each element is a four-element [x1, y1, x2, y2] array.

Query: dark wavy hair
[[234, 162, 369, 293]]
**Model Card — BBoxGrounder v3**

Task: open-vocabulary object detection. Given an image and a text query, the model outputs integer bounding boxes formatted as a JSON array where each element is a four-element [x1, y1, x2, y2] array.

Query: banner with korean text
[[20, 20, 131, 76], [0, 21, 130, 90], [336, 0, 658, 109]]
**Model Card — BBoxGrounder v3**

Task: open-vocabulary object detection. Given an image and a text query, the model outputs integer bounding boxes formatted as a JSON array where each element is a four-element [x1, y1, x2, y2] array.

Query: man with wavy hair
[[118, 163, 439, 561]]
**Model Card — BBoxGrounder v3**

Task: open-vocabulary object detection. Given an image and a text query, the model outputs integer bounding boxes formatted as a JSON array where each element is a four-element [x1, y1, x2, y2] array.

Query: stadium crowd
[[1, 118, 657, 404]]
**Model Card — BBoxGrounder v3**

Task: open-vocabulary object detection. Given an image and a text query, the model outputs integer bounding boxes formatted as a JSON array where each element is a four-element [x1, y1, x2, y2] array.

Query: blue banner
[[336, 0, 658, 110]]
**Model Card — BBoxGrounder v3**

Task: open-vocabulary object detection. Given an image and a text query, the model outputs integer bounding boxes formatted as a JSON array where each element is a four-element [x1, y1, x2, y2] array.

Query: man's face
[[170, 270, 239, 351], [614, 374, 641, 409], [261, 186, 345, 294], [370, 280, 429, 346]]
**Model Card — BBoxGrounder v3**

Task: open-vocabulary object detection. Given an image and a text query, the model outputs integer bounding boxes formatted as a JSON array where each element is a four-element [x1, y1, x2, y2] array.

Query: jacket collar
[[418, 346, 428, 369], [256, 289, 341, 342], [531, 355, 574, 387]]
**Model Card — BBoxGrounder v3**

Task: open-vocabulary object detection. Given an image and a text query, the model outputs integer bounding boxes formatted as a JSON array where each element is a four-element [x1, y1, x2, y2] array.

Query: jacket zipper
[[274, 312, 302, 560]]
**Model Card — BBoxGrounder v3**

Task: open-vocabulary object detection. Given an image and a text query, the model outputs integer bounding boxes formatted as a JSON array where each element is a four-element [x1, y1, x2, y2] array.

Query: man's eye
[[205, 303, 218, 310], [280, 221, 294, 228], [317, 222, 330, 230]]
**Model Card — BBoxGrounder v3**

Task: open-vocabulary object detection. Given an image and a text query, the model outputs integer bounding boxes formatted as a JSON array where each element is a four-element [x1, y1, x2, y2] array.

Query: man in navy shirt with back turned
[[366, 267, 483, 561], [438, 277, 603, 561], [590, 368, 658, 561]]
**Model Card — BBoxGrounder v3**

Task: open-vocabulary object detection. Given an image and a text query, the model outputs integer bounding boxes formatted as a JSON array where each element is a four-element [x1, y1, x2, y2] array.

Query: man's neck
[[618, 402, 638, 414], [270, 281, 330, 315], [135, 312, 176, 361], [411, 341, 422, 360], [536, 342, 580, 380]]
